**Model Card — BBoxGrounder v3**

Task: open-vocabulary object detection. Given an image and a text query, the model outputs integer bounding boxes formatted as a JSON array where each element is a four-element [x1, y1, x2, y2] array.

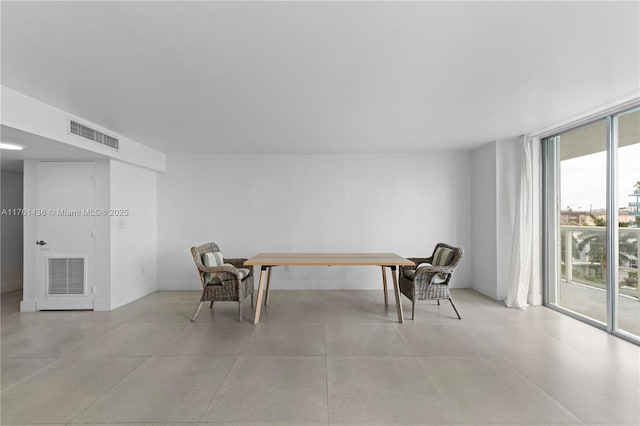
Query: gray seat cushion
[[403, 263, 447, 284]]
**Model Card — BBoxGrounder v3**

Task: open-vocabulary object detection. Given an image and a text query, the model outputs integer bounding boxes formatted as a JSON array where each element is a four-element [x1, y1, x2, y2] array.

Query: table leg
[[390, 266, 404, 323], [253, 266, 269, 324], [264, 266, 273, 306], [381, 266, 388, 306]]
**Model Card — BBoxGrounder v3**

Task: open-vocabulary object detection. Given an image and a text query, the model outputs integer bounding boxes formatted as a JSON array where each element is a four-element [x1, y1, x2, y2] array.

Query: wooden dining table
[[244, 253, 415, 324]]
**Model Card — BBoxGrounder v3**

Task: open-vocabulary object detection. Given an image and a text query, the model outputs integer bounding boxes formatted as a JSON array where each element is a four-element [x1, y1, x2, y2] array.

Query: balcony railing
[[561, 225, 639, 299]]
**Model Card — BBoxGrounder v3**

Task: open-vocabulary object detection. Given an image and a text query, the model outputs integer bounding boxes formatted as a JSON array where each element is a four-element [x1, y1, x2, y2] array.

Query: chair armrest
[[225, 258, 252, 278], [200, 264, 250, 283], [224, 258, 249, 270], [407, 257, 429, 265], [399, 257, 426, 275], [199, 264, 238, 274], [415, 264, 454, 275]]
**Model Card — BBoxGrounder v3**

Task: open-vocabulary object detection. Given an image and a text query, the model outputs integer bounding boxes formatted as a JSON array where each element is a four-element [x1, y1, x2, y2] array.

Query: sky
[[561, 143, 639, 211]]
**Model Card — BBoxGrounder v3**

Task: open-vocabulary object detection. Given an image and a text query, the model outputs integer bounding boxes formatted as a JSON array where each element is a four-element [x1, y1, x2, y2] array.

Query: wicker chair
[[399, 243, 463, 320], [190, 242, 254, 321]]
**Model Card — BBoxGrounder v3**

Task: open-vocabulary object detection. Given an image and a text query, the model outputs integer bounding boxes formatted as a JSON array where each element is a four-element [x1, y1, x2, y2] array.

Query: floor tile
[[506, 352, 640, 424], [1, 314, 51, 337], [188, 298, 256, 323], [241, 323, 325, 355], [470, 322, 584, 358], [407, 299, 465, 322], [326, 322, 409, 356], [1, 357, 144, 424], [534, 315, 640, 360], [264, 290, 327, 305], [258, 302, 326, 323], [1, 322, 117, 358], [395, 322, 494, 356], [417, 356, 581, 424], [131, 302, 202, 322], [155, 321, 254, 356], [201, 356, 328, 423], [327, 356, 454, 424], [1, 288, 637, 426], [81, 424, 196, 426], [323, 290, 379, 303], [1, 357, 57, 391], [199, 423, 328, 426], [325, 299, 395, 323], [72, 356, 235, 423], [70, 322, 186, 357]]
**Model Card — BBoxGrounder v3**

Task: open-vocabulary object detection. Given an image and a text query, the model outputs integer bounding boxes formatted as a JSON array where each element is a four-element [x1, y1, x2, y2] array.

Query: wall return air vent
[[48, 257, 85, 295], [69, 120, 119, 150]]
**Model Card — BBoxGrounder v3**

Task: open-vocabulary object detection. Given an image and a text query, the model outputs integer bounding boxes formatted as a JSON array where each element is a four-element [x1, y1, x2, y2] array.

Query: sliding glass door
[[544, 107, 639, 344], [617, 108, 640, 337]]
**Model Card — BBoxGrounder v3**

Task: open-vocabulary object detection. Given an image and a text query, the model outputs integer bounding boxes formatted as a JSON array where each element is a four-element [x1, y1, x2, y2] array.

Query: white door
[[36, 162, 95, 310]]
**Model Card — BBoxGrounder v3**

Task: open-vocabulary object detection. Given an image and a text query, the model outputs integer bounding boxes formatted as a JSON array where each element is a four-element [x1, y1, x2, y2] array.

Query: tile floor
[[559, 280, 640, 336], [1, 288, 638, 425]]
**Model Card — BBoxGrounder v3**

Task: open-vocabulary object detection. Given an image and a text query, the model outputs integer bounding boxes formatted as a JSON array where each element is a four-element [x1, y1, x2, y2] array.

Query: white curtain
[[505, 136, 541, 309]]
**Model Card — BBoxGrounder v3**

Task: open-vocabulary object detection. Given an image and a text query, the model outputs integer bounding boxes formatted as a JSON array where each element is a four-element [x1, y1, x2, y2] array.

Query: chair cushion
[[237, 268, 251, 280], [222, 264, 250, 280], [203, 257, 250, 285], [433, 247, 456, 266], [404, 263, 447, 284], [403, 268, 416, 280], [205, 274, 222, 285], [203, 251, 224, 284], [203, 251, 224, 267]]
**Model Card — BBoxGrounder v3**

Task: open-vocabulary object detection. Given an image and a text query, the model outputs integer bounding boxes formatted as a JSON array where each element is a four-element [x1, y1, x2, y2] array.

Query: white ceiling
[[1, 1, 638, 155], [0, 126, 109, 172]]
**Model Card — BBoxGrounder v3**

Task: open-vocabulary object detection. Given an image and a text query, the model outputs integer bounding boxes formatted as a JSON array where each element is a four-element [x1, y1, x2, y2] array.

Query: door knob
[[36, 240, 47, 246]]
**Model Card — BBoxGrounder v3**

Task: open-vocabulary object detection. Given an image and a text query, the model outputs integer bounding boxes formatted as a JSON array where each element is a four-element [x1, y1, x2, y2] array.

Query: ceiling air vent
[[69, 120, 119, 150]]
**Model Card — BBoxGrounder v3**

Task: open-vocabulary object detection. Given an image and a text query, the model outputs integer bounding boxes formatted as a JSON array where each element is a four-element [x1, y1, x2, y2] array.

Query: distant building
[[560, 211, 596, 226], [629, 189, 640, 217], [560, 209, 636, 227]]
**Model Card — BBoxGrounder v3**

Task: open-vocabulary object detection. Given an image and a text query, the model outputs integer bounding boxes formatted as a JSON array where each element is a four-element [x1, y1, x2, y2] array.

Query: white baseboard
[[160, 279, 387, 291], [94, 284, 157, 311], [158, 281, 201, 291], [160, 279, 472, 291], [20, 299, 37, 312], [470, 280, 498, 300], [110, 286, 157, 310], [93, 298, 112, 311]]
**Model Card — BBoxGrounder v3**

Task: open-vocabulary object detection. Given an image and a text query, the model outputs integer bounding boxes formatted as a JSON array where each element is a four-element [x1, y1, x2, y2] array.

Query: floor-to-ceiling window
[[617, 108, 640, 338], [544, 106, 640, 344]]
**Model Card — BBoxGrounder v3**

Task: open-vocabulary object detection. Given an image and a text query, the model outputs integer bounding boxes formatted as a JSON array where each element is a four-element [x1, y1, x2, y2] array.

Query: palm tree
[[578, 230, 607, 280], [576, 228, 637, 285]]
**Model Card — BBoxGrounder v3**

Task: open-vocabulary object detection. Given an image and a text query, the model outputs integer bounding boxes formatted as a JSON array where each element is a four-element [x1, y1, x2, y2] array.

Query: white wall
[[1, 170, 24, 293], [20, 161, 37, 311], [158, 153, 471, 290], [108, 160, 158, 309], [93, 160, 112, 310], [470, 142, 498, 299]]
